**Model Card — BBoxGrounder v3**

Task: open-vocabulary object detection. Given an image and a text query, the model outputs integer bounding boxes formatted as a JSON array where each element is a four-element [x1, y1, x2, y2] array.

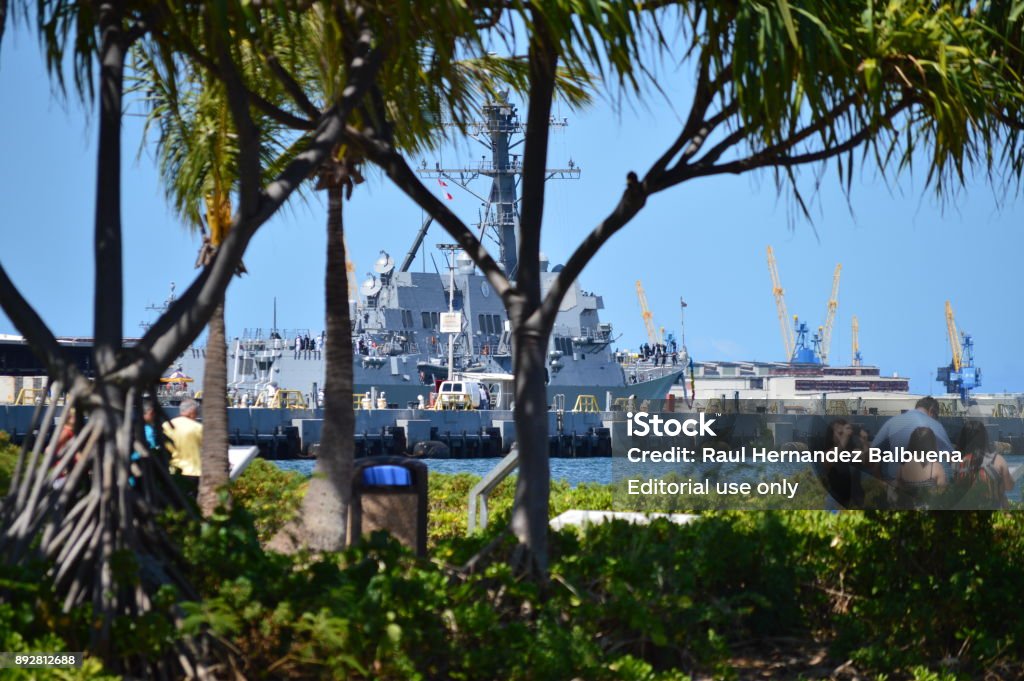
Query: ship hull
[[350, 370, 682, 409]]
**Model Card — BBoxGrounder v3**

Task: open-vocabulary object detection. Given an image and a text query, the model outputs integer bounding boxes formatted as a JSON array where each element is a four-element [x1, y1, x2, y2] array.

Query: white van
[[434, 380, 483, 409]]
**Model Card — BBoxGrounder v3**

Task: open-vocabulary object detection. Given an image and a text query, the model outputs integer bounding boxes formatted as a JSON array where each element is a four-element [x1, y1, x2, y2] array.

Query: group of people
[[51, 397, 205, 497], [638, 340, 679, 366], [818, 397, 1015, 510], [355, 337, 375, 356], [294, 332, 324, 358]]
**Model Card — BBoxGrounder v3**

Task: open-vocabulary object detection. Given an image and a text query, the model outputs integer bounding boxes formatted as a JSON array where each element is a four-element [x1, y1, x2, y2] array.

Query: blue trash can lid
[[361, 465, 413, 486]]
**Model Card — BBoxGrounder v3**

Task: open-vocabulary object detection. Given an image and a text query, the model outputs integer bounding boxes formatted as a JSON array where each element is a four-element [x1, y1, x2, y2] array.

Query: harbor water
[[276, 457, 613, 486], [274, 455, 1024, 502]]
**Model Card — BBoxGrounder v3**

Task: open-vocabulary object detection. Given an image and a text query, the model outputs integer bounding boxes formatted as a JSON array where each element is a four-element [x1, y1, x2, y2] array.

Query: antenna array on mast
[[416, 91, 580, 280]]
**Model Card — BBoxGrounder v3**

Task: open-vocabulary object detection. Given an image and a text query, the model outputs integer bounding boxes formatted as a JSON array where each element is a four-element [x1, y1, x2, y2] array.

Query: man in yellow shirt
[[163, 398, 203, 477]]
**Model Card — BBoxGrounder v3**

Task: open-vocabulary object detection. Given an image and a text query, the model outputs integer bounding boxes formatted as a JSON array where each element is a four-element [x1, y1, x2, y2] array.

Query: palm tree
[[243, 4, 526, 552], [0, 0, 390, 670], [136, 1, 521, 551], [142, 61, 279, 516]]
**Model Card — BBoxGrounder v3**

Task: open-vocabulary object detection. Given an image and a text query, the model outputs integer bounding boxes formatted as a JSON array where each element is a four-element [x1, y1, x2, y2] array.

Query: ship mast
[[416, 91, 580, 280]]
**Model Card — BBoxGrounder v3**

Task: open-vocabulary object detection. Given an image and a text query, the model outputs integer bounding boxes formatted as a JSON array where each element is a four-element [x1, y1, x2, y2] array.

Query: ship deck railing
[[254, 389, 308, 409], [12, 387, 60, 406]]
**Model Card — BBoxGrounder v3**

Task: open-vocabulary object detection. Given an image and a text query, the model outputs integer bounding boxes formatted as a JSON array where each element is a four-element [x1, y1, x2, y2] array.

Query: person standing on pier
[[163, 398, 203, 478], [871, 396, 953, 481]]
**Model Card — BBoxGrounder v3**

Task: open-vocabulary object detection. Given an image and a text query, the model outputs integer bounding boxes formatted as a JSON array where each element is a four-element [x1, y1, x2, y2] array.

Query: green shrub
[[0, 564, 119, 680], [0, 431, 20, 495], [427, 472, 614, 545], [7, 458, 1024, 680], [825, 511, 1024, 675], [230, 458, 307, 543]]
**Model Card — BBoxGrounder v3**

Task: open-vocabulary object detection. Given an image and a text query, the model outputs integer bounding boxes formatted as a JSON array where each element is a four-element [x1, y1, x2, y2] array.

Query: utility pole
[[437, 243, 461, 380]]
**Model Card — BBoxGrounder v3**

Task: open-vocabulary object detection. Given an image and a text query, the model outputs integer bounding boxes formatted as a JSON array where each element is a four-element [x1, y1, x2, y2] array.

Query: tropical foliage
[[2, 0, 1024, 674], [5, 461, 1023, 680], [350, 0, 1024, 576]]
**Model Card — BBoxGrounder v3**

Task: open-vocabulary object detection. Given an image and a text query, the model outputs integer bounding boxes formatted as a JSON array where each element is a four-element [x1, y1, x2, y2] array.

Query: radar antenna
[[416, 91, 580, 280]]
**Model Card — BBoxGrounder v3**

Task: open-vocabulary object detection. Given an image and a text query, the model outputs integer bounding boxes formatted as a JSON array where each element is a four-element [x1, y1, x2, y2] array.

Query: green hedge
[[2, 454, 1023, 679], [0, 431, 19, 496]]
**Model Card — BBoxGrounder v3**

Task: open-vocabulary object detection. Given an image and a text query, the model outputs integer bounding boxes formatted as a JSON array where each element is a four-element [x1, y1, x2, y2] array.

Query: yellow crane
[[766, 246, 794, 361], [635, 280, 662, 347], [851, 315, 861, 366], [940, 300, 981, 400], [819, 264, 841, 364], [945, 300, 962, 372]]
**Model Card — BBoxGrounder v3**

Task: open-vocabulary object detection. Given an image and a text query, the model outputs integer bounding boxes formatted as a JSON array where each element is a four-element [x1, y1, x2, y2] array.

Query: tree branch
[[112, 22, 383, 386], [747, 93, 860, 162], [0, 264, 87, 392], [0, 0, 7, 53], [541, 99, 908, 330], [539, 174, 647, 330], [690, 123, 749, 168], [516, 12, 558, 302], [248, 89, 318, 130], [691, 100, 911, 178], [683, 99, 738, 151], [352, 128, 512, 302], [263, 53, 321, 121], [659, 94, 889, 188], [645, 60, 729, 182], [215, 38, 262, 219]]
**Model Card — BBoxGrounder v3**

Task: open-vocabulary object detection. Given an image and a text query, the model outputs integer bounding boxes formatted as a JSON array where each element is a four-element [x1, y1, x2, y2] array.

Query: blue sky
[[1, 24, 1022, 394]]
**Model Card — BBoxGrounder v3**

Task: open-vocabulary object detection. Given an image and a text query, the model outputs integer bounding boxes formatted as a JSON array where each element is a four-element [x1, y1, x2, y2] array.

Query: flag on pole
[[437, 178, 453, 201]]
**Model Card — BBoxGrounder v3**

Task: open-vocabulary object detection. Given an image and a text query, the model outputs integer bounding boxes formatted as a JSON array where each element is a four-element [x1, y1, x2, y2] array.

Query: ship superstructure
[[175, 92, 681, 406]]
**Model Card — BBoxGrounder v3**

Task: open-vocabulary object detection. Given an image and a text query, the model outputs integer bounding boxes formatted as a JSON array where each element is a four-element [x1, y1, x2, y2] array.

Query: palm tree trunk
[[270, 181, 354, 551], [198, 298, 230, 514], [509, 320, 551, 577], [93, 1, 124, 376]]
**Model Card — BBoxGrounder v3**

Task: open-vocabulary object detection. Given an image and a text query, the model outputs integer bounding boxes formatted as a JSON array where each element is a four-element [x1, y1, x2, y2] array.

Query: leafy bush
[[170, 493, 836, 678], [8, 457, 1024, 679], [427, 471, 613, 544], [230, 458, 307, 543], [0, 564, 119, 680], [825, 511, 1024, 675], [0, 430, 20, 495]]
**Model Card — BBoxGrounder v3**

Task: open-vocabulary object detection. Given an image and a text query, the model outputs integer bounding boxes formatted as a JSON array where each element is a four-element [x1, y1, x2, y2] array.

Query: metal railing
[[468, 449, 519, 532], [254, 389, 308, 409], [572, 394, 599, 413], [14, 387, 51, 405]]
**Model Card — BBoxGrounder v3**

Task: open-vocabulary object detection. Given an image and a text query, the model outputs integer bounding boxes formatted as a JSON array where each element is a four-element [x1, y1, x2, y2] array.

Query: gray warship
[[175, 94, 682, 407]]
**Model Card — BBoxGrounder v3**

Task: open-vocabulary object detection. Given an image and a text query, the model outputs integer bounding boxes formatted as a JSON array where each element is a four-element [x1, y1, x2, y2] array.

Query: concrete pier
[[2, 403, 1022, 460]]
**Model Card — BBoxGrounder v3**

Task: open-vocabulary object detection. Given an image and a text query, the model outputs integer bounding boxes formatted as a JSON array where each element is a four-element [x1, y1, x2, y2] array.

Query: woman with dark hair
[[818, 419, 864, 509], [895, 426, 947, 509], [954, 420, 1013, 509]]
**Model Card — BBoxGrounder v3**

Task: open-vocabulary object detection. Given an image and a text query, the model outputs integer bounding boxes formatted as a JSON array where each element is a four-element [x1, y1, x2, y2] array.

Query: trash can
[[348, 456, 428, 556]]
